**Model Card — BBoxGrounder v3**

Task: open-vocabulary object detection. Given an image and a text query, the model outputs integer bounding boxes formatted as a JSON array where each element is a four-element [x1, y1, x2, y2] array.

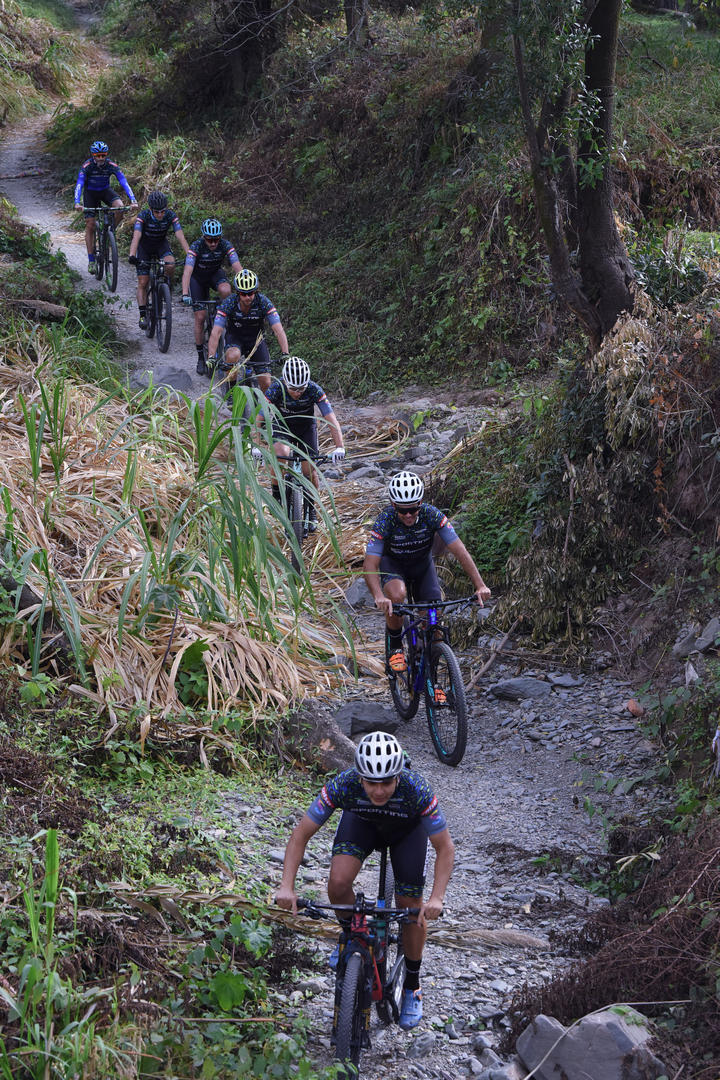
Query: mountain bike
[[298, 847, 417, 1078], [144, 253, 172, 353], [387, 597, 474, 767], [191, 299, 220, 375], [278, 449, 332, 572], [91, 204, 131, 292]]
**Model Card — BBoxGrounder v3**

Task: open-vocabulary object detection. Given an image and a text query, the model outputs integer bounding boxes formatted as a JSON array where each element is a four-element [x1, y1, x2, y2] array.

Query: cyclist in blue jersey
[[206, 269, 289, 391], [363, 471, 491, 673], [73, 140, 137, 274], [275, 731, 454, 1031], [127, 191, 190, 329], [180, 219, 243, 374], [263, 356, 345, 531]]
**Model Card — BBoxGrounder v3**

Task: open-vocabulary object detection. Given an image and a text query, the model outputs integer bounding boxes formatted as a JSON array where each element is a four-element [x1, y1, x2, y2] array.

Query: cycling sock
[[403, 958, 421, 992], [196, 343, 205, 356], [388, 630, 403, 652], [88, 253, 95, 262], [139, 305, 146, 315], [271, 485, 282, 504]]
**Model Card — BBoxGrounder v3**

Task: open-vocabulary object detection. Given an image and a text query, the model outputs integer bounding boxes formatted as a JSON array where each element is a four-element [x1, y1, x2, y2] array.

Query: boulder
[[332, 701, 399, 737], [343, 577, 372, 609], [489, 677, 551, 701], [516, 1008, 668, 1080], [695, 616, 720, 652], [283, 705, 356, 772]]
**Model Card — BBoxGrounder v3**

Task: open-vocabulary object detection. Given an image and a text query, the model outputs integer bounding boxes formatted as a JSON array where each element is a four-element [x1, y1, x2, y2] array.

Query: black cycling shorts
[[135, 239, 174, 276], [272, 417, 318, 455], [224, 336, 272, 374], [189, 269, 229, 302], [331, 811, 428, 899], [83, 188, 121, 217], [379, 556, 442, 602]]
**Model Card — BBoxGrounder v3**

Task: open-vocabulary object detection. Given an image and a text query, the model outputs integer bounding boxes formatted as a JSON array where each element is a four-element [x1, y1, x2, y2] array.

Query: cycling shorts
[[331, 812, 428, 899], [272, 417, 317, 455], [379, 556, 441, 602], [189, 270, 229, 301], [135, 239, 174, 276], [224, 336, 272, 374], [82, 188, 121, 217]]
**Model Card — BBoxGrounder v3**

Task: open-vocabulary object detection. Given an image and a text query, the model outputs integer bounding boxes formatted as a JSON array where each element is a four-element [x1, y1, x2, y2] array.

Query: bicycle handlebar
[[297, 898, 420, 919], [392, 596, 479, 616]]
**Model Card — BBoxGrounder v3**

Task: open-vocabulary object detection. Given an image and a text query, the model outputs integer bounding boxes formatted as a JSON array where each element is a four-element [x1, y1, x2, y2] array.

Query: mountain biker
[[128, 191, 190, 330], [180, 219, 242, 375], [206, 269, 289, 392], [363, 471, 491, 674], [73, 140, 137, 274], [274, 730, 454, 1031], [263, 356, 345, 532]]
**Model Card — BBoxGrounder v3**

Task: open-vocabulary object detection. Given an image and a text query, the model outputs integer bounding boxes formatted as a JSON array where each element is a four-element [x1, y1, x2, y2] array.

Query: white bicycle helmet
[[388, 471, 424, 506], [282, 356, 310, 389], [354, 731, 404, 780]]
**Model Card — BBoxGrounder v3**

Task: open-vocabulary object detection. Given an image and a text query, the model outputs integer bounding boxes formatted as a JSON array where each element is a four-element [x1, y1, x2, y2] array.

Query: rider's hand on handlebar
[[330, 447, 346, 464], [182, 294, 192, 306], [376, 596, 393, 617], [273, 886, 298, 914], [74, 203, 82, 211], [128, 254, 139, 265], [251, 447, 263, 462], [475, 584, 491, 607], [417, 895, 444, 927]]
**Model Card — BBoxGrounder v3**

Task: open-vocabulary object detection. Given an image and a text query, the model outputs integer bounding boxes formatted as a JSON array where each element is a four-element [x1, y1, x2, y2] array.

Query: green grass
[[17, 0, 77, 29]]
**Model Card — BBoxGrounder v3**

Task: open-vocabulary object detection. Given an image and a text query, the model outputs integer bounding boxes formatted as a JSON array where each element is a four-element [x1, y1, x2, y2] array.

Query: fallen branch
[[466, 617, 519, 692]]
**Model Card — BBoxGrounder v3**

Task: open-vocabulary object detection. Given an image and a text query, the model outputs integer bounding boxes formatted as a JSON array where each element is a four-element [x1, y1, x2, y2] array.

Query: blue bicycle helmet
[[90, 140, 109, 155], [201, 218, 223, 238]]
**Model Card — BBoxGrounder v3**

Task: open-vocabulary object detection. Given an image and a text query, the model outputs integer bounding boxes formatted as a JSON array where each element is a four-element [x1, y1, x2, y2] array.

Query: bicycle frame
[[393, 597, 471, 697]]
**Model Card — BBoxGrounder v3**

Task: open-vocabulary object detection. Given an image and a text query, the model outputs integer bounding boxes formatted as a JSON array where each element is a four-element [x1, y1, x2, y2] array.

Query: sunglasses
[[205, 237, 220, 244], [363, 777, 397, 786], [395, 504, 421, 515]]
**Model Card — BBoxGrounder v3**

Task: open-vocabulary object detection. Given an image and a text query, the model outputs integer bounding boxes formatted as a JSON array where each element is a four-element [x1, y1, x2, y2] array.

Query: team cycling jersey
[[133, 208, 183, 245], [264, 379, 333, 418], [366, 503, 459, 565], [213, 293, 281, 348], [307, 768, 447, 838], [185, 238, 239, 276], [74, 160, 135, 204]]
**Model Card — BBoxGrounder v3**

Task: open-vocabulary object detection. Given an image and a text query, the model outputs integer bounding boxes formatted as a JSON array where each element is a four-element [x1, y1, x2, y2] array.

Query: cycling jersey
[[264, 379, 333, 419], [185, 238, 240, 277], [366, 504, 458, 565], [133, 208, 183, 246], [213, 293, 281, 349], [307, 768, 447, 838], [74, 160, 135, 204]]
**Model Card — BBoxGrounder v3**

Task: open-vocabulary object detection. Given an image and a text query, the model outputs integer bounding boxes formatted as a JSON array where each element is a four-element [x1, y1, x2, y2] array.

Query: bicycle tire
[[335, 951, 366, 1074], [105, 228, 118, 292], [387, 620, 420, 721], [375, 866, 405, 1025], [156, 281, 172, 352], [145, 280, 156, 338], [94, 228, 105, 280], [425, 640, 468, 766], [288, 477, 304, 572]]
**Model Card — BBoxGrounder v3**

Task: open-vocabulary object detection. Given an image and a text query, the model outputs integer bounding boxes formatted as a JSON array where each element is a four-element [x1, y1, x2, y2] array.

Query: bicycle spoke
[[425, 641, 468, 766]]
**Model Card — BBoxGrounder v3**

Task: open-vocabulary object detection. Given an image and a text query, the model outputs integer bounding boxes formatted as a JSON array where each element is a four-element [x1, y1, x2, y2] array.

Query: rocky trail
[[0, 114, 678, 1080]]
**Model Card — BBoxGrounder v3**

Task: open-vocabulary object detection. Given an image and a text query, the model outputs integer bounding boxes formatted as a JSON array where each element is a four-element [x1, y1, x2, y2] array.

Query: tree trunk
[[344, 0, 369, 45]]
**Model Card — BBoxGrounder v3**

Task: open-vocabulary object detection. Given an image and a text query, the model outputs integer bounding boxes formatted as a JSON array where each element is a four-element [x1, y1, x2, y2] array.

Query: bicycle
[[298, 847, 417, 1078], [277, 449, 332, 570], [144, 253, 172, 353], [386, 597, 474, 767], [191, 299, 220, 374], [91, 204, 131, 293]]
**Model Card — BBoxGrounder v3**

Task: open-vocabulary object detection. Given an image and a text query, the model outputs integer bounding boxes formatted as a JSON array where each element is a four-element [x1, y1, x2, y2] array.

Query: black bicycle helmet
[[147, 190, 168, 211]]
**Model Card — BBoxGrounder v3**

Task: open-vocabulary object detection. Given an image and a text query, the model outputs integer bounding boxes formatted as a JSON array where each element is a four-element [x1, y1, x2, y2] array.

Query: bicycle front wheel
[[105, 229, 118, 292], [145, 283, 156, 338], [287, 477, 304, 572], [425, 641, 468, 766], [156, 282, 172, 352], [94, 229, 104, 280], [387, 622, 420, 721], [335, 951, 367, 1075]]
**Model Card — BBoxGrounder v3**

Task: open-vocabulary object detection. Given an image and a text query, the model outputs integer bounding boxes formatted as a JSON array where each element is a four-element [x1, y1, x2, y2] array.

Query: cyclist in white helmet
[[274, 731, 455, 1031], [363, 471, 491, 673], [263, 355, 345, 531]]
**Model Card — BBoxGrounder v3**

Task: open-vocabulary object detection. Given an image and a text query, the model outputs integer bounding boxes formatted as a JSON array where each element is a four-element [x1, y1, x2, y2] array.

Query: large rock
[[343, 577, 373, 609], [489, 677, 551, 701], [283, 705, 356, 772], [332, 701, 399, 737], [516, 1008, 668, 1080]]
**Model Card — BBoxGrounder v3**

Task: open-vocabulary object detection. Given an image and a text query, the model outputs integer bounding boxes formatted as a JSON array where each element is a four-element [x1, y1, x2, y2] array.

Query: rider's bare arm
[[419, 827, 454, 927], [270, 320, 289, 356], [326, 409, 344, 450], [445, 538, 491, 605], [175, 228, 191, 256], [362, 552, 393, 615], [275, 813, 322, 914]]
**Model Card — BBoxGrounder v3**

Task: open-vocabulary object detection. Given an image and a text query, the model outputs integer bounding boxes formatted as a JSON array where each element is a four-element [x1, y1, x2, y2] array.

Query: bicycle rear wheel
[[105, 229, 118, 292], [335, 951, 367, 1076], [156, 281, 172, 352], [425, 641, 468, 766], [387, 623, 420, 721], [145, 282, 156, 338]]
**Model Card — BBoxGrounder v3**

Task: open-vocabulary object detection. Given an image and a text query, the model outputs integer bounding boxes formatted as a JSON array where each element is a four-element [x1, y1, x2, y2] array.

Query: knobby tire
[[375, 866, 405, 1025], [105, 228, 118, 292], [335, 951, 366, 1075], [425, 641, 468, 766], [94, 229, 105, 281], [387, 620, 420, 721], [156, 281, 172, 352], [145, 281, 157, 338], [288, 478, 304, 573]]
